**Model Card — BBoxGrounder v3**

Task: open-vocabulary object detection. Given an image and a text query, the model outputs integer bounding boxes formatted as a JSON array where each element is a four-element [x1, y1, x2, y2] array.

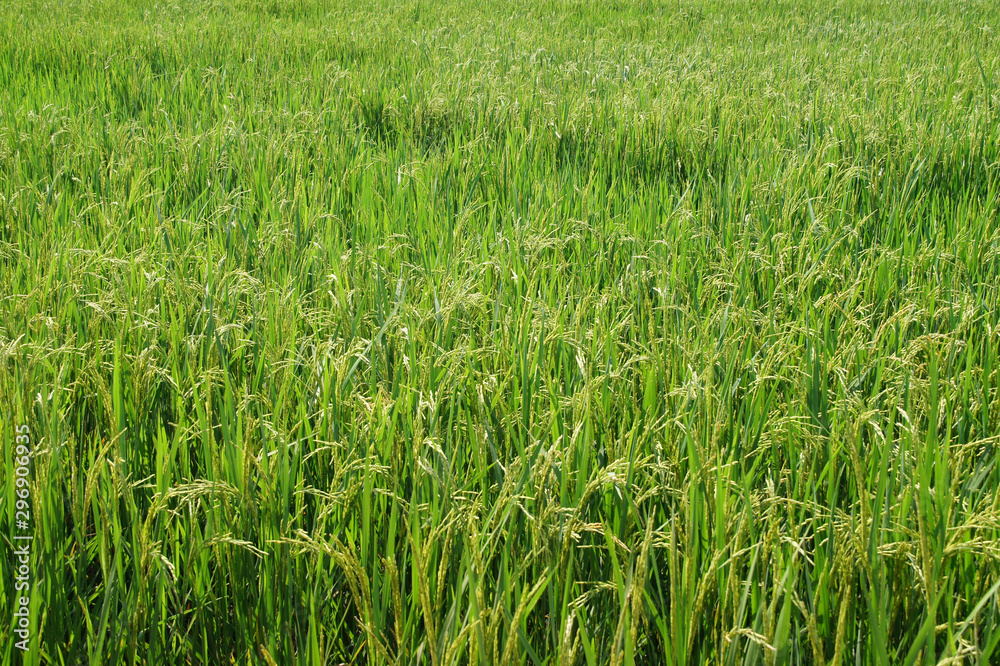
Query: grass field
[[2, 0, 1000, 663]]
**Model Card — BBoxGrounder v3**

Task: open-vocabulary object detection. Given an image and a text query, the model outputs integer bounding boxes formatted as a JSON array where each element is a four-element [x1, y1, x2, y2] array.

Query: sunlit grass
[[1, 0, 1000, 663]]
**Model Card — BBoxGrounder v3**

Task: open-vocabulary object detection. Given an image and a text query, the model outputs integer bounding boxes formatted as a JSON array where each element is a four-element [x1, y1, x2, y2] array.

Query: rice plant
[[1, 0, 999, 663]]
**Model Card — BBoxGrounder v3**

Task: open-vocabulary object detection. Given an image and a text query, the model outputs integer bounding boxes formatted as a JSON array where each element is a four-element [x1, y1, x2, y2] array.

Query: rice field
[[2, 0, 1000, 663]]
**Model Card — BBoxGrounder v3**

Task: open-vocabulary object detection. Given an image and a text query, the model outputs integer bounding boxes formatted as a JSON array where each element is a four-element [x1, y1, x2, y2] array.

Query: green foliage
[[1, 0, 1000, 663]]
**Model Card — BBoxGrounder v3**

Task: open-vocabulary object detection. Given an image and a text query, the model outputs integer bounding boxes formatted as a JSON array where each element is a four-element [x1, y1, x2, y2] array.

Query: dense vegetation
[[2, 0, 1000, 663]]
